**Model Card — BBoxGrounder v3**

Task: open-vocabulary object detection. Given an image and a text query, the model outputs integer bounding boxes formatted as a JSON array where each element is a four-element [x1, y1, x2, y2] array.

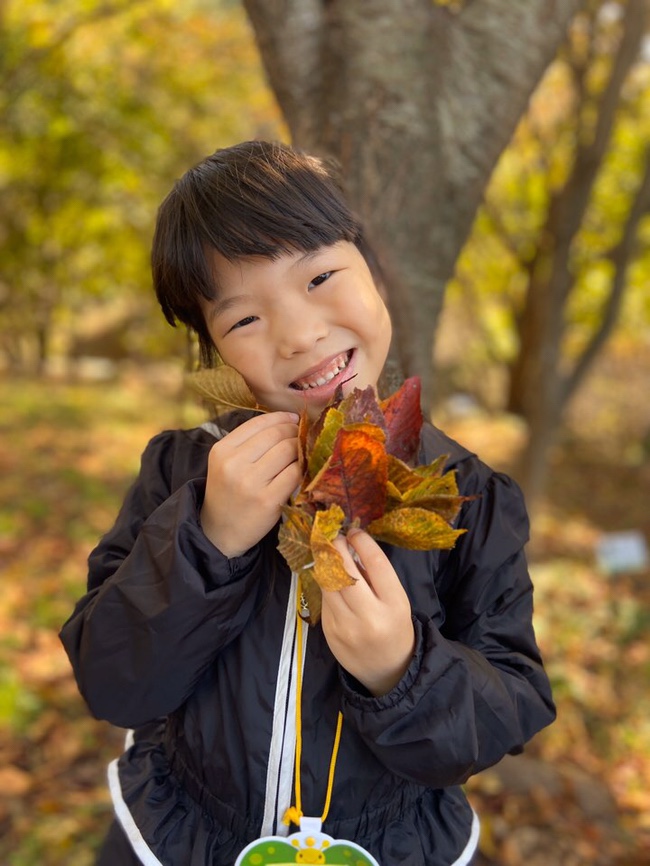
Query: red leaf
[[380, 376, 423, 463]]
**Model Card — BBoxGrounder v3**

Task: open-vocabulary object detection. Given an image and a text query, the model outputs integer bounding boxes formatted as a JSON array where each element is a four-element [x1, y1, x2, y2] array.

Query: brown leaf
[[187, 366, 261, 413], [298, 408, 311, 476], [277, 506, 314, 573], [300, 569, 323, 625]]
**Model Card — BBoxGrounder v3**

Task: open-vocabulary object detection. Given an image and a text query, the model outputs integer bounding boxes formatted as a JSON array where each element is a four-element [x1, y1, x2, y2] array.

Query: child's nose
[[275, 306, 328, 357]]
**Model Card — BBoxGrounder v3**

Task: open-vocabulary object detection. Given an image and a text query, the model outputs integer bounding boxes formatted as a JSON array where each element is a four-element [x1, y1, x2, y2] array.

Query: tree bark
[[242, 0, 583, 410]]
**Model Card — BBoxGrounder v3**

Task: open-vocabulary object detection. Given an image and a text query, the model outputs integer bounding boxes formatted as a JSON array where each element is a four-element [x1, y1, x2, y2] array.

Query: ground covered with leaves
[[1, 357, 648, 865]]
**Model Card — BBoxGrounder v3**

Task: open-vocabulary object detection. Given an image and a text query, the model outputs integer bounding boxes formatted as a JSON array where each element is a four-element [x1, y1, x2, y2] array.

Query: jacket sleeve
[[339, 470, 556, 789], [59, 431, 266, 729]]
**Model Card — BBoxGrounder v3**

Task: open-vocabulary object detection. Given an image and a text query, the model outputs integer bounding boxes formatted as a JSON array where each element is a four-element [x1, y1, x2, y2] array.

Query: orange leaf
[[276, 377, 472, 624], [307, 428, 388, 527]]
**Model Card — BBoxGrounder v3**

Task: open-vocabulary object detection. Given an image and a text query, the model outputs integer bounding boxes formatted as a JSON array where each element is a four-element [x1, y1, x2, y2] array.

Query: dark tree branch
[[560, 146, 650, 405], [552, 0, 646, 248], [513, 0, 647, 356]]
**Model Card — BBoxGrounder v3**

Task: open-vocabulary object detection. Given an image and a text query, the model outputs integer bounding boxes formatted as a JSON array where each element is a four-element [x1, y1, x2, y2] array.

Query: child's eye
[[228, 315, 258, 332], [308, 271, 332, 289]]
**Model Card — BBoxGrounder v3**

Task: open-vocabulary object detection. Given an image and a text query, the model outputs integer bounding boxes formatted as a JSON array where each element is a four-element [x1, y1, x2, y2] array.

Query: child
[[60, 140, 555, 866]]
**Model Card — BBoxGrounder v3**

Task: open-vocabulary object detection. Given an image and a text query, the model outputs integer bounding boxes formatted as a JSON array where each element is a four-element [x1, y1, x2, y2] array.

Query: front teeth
[[292, 352, 350, 391]]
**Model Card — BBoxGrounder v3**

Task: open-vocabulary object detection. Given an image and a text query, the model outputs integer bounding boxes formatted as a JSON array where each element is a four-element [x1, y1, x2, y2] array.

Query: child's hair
[[152, 139, 378, 367]]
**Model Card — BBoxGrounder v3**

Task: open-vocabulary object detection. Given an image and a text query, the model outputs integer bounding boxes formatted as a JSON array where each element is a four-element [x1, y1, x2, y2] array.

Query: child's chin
[[282, 391, 328, 420]]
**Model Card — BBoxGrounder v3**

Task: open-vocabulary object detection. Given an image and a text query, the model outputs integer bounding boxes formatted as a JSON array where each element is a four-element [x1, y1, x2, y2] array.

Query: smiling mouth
[[289, 350, 353, 391]]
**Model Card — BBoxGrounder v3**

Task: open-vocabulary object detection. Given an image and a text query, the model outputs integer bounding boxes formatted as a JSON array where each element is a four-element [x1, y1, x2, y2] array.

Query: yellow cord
[[283, 577, 343, 827], [321, 710, 343, 822]]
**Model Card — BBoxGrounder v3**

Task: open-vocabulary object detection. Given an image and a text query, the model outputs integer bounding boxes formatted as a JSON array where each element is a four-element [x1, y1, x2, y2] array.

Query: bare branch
[[560, 146, 650, 405], [528, 0, 647, 306]]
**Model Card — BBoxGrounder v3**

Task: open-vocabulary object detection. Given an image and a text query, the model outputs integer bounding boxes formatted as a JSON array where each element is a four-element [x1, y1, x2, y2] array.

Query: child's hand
[[201, 412, 301, 558], [320, 530, 416, 697]]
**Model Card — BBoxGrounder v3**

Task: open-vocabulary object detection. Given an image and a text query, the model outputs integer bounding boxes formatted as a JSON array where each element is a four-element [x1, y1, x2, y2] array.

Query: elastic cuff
[[339, 616, 425, 712]]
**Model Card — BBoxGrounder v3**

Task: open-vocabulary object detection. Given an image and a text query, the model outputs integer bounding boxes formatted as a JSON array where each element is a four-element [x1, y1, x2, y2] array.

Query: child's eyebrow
[[208, 293, 255, 321], [291, 249, 322, 269]]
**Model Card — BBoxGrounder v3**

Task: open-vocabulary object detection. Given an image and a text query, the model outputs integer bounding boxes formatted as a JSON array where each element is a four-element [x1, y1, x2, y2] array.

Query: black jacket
[[60, 418, 555, 866]]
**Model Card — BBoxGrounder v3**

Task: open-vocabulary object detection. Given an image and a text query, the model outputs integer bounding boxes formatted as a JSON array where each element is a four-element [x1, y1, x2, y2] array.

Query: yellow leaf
[[312, 503, 345, 539], [386, 479, 404, 507], [387, 455, 421, 492], [307, 407, 345, 480], [387, 453, 449, 494], [311, 505, 355, 592], [367, 507, 466, 550], [413, 454, 448, 478], [402, 469, 460, 502], [187, 366, 261, 413]]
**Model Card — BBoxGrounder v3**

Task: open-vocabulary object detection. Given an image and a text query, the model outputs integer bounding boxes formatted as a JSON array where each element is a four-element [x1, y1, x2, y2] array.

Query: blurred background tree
[[0, 0, 284, 375], [450, 0, 650, 497]]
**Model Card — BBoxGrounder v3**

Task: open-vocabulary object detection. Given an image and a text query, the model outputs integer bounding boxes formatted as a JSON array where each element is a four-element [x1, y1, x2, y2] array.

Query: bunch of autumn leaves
[[191, 368, 468, 625]]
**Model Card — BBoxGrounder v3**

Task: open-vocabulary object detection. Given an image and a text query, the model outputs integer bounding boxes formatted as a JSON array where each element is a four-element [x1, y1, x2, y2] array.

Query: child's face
[[202, 241, 392, 418]]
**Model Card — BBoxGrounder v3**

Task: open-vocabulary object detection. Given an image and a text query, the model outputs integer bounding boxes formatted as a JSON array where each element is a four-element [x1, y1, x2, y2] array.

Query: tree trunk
[[242, 0, 584, 411]]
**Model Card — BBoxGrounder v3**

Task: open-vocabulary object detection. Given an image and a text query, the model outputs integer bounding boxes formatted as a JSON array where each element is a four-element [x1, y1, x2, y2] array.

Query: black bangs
[[192, 146, 361, 259], [151, 140, 364, 366]]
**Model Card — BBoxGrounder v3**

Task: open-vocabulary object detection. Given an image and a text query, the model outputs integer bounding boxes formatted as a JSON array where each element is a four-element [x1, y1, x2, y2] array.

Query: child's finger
[[325, 536, 374, 616], [224, 412, 299, 455], [254, 436, 300, 484], [343, 530, 402, 599]]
